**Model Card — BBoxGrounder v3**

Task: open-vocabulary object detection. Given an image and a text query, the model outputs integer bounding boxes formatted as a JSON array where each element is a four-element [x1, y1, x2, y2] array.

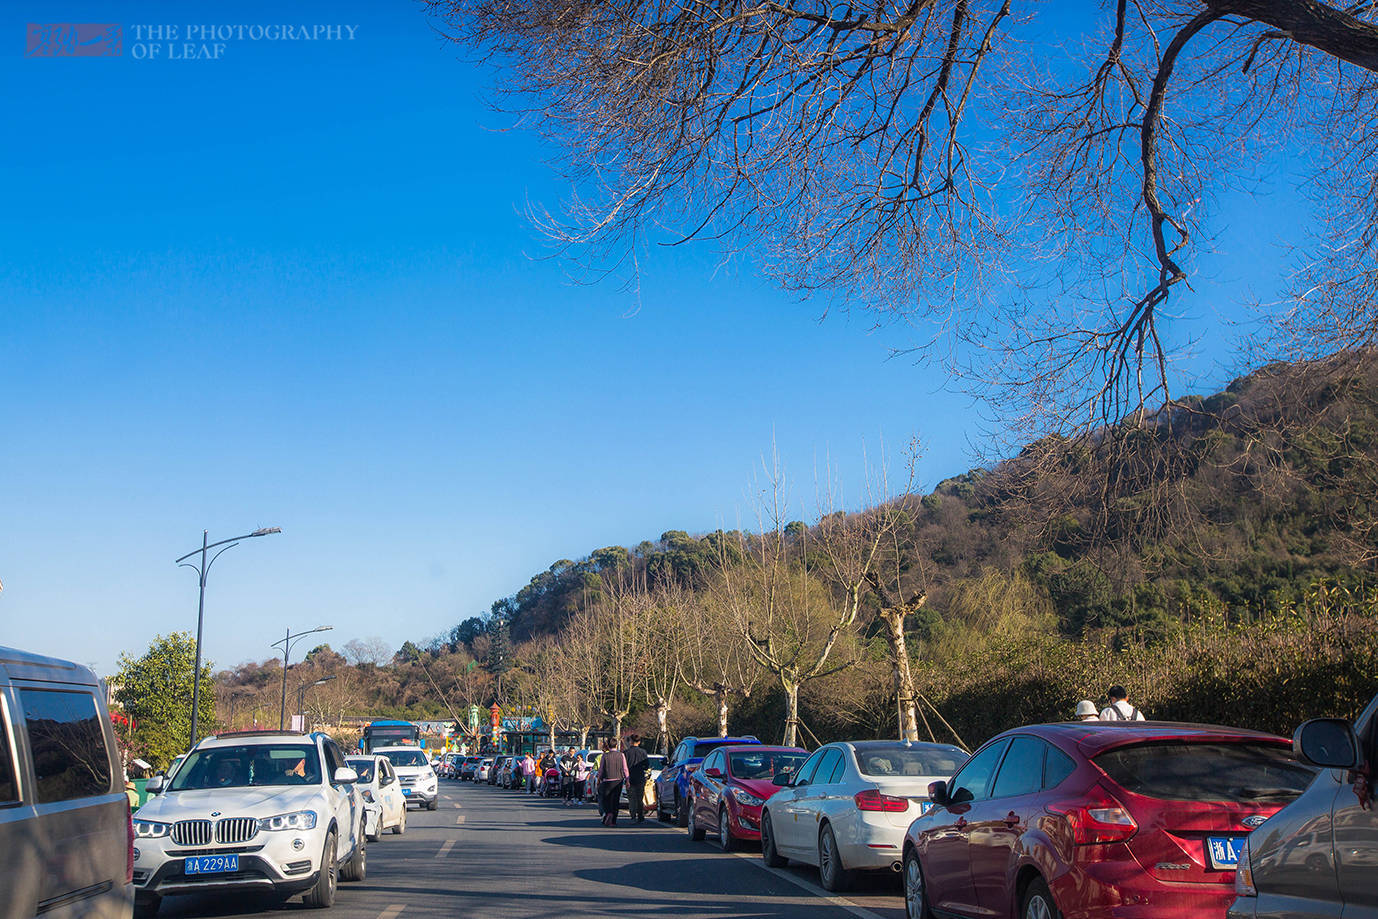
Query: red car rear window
[[1094, 741, 1315, 803]]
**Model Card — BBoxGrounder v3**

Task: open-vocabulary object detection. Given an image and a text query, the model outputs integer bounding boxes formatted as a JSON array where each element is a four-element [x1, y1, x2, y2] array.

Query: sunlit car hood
[[136, 785, 323, 819]]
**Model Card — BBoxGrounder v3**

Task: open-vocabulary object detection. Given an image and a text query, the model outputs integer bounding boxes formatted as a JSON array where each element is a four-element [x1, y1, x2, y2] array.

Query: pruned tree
[[680, 589, 761, 738], [566, 573, 648, 742], [430, 0, 1378, 443]]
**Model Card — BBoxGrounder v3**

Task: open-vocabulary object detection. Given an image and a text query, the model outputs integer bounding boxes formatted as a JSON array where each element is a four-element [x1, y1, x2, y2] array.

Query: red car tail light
[[854, 788, 909, 812], [1047, 785, 1138, 844]]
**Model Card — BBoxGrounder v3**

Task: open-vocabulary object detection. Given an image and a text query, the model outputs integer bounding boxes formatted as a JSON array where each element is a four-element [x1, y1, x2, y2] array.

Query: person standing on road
[[598, 739, 628, 827], [1099, 685, 1146, 721], [1074, 700, 1099, 722], [623, 734, 650, 824], [573, 751, 591, 805], [521, 752, 536, 792]]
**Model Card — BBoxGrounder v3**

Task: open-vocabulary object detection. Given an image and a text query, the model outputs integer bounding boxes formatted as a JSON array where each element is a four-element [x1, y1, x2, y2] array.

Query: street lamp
[[272, 625, 332, 730], [295, 675, 337, 730], [176, 527, 282, 749]]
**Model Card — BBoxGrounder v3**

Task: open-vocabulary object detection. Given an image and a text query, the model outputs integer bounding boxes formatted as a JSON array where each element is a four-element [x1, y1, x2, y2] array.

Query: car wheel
[[134, 893, 161, 918], [656, 786, 669, 821], [719, 807, 738, 852], [392, 809, 406, 835], [818, 824, 856, 892], [427, 798, 438, 811], [761, 811, 787, 867], [903, 849, 933, 919], [302, 829, 337, 908], [687, 797, 705, 841], [1021, 878, 1060, 919], [675, 791, 689, 828], [339, 827, 367, 882]]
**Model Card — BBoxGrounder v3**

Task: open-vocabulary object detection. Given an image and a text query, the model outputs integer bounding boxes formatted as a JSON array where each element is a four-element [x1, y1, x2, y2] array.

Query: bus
[[361, 719, 421, 753]]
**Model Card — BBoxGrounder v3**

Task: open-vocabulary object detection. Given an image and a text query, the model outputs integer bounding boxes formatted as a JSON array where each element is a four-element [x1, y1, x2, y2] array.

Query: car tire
[[818, 824, 856, 892], [302, 829, 337, 908], [675, 791, 689, 828], [134, 893, 161, 918], [903, 849, 933, 919], [656, 787, 669, 822], [719, 807, 738, 852], [392, 809, 406, 835], [688, 798, 705, 841], [761, 811, 787, 867], [339, 827, 367, 882], [1021, 877, 1061, 919], [427, 798, 438, 811]]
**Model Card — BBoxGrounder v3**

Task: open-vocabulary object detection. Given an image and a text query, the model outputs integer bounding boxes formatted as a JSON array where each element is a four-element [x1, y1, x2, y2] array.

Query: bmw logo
[[1241, 815, 1267, 828], [210, 811, 221, 817]]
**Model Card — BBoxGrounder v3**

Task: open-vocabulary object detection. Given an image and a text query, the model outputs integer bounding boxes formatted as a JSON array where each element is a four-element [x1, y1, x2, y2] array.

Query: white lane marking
[[377, 906, 405, 919], [729, 851, 891, 919], [455, 815, 466, 824], [453, 803, 463, 809], [436, 840, 455, 858]]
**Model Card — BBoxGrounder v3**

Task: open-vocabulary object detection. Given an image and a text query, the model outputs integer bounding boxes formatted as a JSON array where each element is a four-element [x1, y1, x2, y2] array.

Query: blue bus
[[361, 719, 421, 753]]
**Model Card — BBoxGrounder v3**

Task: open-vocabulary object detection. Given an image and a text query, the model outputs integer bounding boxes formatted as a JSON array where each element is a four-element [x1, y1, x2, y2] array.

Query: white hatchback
[[760, 740, 968, 891], [345, 755, 406, 839]]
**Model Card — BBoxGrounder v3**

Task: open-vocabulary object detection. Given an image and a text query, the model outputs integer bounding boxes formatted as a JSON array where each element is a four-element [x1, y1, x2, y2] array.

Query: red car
[[687, 744, 809, 850], [902, 722, 1317, 919]]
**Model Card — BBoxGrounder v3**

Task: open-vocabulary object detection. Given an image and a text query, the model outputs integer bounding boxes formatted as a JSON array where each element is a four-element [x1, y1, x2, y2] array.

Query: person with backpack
[[622, 734, 650, 824], [597, 739, 628, 826], [1099, 685, 1146, 721]]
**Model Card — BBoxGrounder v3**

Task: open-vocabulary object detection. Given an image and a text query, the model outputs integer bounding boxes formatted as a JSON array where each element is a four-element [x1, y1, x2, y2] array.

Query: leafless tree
[[430, 0, 1378, 442], [680, 589, 761, 738], [641, 579, 690, 753], [566, 574, 648, 742]]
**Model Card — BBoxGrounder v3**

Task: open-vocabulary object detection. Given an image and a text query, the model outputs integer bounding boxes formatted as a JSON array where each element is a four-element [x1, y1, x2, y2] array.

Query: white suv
[[374, 746, 439, 810], [132, 730, 366, 915]]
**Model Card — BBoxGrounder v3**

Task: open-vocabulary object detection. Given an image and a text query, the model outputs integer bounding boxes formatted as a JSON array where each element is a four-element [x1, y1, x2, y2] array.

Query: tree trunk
[[880, 609, 921, 741], [716, 690, 730, 738], [655, 697, 670, 753], [781, 679, 800, 747], [612, 713, 624, 745], [578, 726, 589, 748]]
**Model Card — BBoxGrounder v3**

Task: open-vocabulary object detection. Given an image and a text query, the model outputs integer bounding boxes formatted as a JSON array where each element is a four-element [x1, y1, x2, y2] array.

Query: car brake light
[[1234, 837, 1257, 896], [854, 788, 910, 812], [1046, 786, 1137, 844], [126, 800, 135, 884]]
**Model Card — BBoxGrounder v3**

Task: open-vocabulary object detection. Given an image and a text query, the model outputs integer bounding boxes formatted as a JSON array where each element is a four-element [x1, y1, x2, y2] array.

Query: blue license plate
[[402, 788, 412, 795], [184, 854, 238, 875], [1206, 837, 1244, 869], [919, 801, 935, 815]]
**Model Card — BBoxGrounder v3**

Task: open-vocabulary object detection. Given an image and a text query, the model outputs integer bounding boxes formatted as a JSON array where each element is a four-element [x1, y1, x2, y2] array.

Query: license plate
[[402, 788, 412, 795], [919, 801, 935, 815], [184, 854, 238, 875], [1206, 836, 1244, 869]]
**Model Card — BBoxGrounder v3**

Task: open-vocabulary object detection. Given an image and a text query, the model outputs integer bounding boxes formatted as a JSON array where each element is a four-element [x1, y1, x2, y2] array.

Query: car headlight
[[259, 811, 318, 832], [729, 787, 766, 807], [134, 819, 171, 838]]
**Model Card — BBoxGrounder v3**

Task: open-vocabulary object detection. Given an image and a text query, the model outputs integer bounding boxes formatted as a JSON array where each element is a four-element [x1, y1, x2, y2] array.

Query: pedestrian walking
[[1099, 685, 1146, 721], [1074, 700, 1099, 721], [521, 752, 536, 792], [597, 739, 628, 826], [573, 751, 591, 805], [623, 733, 650, 824]]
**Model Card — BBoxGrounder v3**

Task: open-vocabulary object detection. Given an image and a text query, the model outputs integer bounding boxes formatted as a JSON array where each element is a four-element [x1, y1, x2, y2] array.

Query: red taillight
[[854, 788, 910, 812], [1046, 785, 1137, 844], [126, 800, 135, 884]]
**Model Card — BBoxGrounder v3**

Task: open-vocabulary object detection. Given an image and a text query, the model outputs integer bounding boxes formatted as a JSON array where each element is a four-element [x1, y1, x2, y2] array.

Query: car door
[[788, 749, 842, 863], [1339, 705, 1378, 919], [322, 741, 358, 856], [696, 750, 725, 827], [661, 743, 685, 806], [923, 738, 1010, 918], [968, 735, 1052, 918], [773, 750, 826, 854], [376, 759, 400, 826]]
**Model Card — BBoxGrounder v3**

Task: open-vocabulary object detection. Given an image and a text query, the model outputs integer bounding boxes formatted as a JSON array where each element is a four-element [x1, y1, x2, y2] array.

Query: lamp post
[[295, 675, 336, 730], [272, 625, 333, 730], [176, 527, 282, 749]]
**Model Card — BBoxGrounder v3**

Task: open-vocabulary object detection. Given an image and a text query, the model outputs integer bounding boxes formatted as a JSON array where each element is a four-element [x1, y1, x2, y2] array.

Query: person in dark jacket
[[597, 739, 628, 826], [623, 734, 650, 824]]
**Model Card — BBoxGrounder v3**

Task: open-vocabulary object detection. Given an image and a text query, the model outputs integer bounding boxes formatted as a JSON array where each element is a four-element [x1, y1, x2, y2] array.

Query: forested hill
[[453, 353, 1378, 651]]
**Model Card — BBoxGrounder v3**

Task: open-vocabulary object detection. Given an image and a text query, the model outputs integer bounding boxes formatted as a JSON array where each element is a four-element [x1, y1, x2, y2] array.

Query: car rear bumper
[[836, 814, 907, 871], [1054, 862, 1238, 919]]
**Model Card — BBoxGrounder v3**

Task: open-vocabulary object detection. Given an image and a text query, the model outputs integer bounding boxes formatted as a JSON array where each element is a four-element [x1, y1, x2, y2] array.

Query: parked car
[[459, 756, 482, 781], [346, 754, 407, 839], [439, 752, 463, 779], [688, 745, 808, 850], [761, 740, 966, 890], [476, 757, 495, 783], [490, 756, 510, 786], [582, 750, 604, 800], [133, 729, 366, 916], [902, 722, 1317, 919], [1228, 691, 1378, 919], [0, 645, 134, 919], [376, 746, 439, 810], [656, 735, 761, 826]]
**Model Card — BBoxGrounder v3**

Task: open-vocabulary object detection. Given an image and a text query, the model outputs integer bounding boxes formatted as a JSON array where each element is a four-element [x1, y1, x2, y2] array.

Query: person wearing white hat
[[1074, 700, 1099, 721]]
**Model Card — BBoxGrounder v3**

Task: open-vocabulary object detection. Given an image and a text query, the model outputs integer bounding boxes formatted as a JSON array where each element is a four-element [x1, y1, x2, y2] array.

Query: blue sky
[[0, 1, 1302, 675]]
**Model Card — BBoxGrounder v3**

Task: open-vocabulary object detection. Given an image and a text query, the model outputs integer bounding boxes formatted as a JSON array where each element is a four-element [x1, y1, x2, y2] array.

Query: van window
[[0, 699, 18, 804], [20, 688, 112, 802]]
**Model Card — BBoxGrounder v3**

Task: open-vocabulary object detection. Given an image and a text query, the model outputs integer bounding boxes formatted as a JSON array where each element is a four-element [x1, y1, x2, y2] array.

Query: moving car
[[132, 729, 366, 916], [656, 735, 761, 826], [688, 745, 807, 850], [903, 722, 1316, 919], [375, 746, 439, 810], [762, 740, 966, 890], [0, 645, 134, 919], [1229, 691, 1378, 919], [345, 754, 407, 840]]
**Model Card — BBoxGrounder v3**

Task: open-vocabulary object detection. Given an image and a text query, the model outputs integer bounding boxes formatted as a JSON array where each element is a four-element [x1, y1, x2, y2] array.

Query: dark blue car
[[654, 735, 760, 826]]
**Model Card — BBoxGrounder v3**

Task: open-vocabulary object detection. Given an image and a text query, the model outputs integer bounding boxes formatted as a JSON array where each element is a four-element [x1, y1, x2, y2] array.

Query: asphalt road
[[154, 780, 907, 919]]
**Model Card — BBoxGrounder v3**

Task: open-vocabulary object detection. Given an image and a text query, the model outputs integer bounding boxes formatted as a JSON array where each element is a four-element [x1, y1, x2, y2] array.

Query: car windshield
[[647, 755, 665, 769], [856, 746, 967, 778], [1095, 741, 1318, 803], [384, 750, 429, 767], [730, 751, 809, 780], [170, 744, 320, 790], [346, 758, 376, 782]]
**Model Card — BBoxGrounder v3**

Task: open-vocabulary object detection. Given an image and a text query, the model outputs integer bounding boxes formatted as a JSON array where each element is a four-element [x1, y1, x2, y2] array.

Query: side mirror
[[704, 767, 723, 779], [147, 775, 167, 795], [772, 773, 793, 787], [1295, 718, 1359, 769], [928, 780, 949, 806], [333, 767, 359, 784]]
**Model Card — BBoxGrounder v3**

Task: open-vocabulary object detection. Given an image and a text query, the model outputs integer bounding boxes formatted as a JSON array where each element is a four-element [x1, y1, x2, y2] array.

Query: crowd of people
[[500, 734, 654, 826]]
